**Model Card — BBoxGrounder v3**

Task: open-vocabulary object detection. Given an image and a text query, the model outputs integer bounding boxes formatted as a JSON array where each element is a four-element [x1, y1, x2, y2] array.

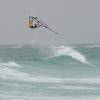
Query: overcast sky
[[0, 0, 99, 45]]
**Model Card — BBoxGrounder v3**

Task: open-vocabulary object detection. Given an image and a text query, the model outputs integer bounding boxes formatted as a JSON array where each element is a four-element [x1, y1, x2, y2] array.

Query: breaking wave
[[45, 45, 94, 66], [0, 61, 62, 82], [3, 44, 95, 66], [0, 61, 30, 81], [0, 61, 20, 68], [0, 45, 95, 82], [0, 61, 98, 84]]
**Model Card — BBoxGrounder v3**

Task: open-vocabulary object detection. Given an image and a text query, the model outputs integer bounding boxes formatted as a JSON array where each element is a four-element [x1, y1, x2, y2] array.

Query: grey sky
[[0, 0, 99, 45]]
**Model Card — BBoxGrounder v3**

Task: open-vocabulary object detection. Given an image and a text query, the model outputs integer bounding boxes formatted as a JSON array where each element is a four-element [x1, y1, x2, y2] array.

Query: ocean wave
[[0, 61, 20, 68], [0, 61, 31, 81], [48, 85, 95, 90], [0, 61, 62, 82], [1, 95, 100, 100], [45, 45, 94, 66], [0, 66, 62, 82], [84, 44, 100, 48], [0, 66, 30, 81], [0, 62, 100, 84], [0, 44, 94, 67]]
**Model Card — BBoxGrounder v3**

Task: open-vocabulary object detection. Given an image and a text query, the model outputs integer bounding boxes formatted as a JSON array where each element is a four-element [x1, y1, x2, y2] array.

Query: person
[[28, 16, 42, 28]]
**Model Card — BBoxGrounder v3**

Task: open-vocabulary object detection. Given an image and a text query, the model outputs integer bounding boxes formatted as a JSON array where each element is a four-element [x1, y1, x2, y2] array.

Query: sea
[[0, 44, 100, 100]]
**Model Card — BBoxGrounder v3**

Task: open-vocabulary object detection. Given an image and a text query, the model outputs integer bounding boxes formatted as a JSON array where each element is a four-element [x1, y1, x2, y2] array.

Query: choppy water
[[0, 44, 100, 100]]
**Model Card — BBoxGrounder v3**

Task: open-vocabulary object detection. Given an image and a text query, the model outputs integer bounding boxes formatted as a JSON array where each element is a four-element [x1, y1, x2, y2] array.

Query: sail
[[28, 16, 60, 35]]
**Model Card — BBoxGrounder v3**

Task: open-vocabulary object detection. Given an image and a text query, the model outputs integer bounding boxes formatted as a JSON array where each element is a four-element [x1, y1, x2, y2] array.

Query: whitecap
[[0, 61, 20, 68], [47, 45, 94, 66]]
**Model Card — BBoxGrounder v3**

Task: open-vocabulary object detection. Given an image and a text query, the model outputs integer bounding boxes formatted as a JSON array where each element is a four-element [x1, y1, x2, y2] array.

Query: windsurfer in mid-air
[[28, 16, 60, 35]]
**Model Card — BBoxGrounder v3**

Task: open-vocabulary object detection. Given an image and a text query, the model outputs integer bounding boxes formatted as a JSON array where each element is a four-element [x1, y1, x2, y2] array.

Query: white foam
[[48, 85, 95, 90], [0, 61, 20, 68], [0, 62, 98, 83], [62, 78, 100, 84], [11, 44, 23, 48], [49, 45, 94, 66], [0, 64, 100, 84], [0, 95, 73, 100], [0, 63, 100, 84], [2, 95, 100, 100], [0, 67, 30, 80], [84, 44, 100, 48], [0, 63, 62, 82]]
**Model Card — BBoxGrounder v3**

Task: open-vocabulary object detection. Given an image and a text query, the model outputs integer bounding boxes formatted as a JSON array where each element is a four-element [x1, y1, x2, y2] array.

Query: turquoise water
[[0, 44, 100, 100]]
